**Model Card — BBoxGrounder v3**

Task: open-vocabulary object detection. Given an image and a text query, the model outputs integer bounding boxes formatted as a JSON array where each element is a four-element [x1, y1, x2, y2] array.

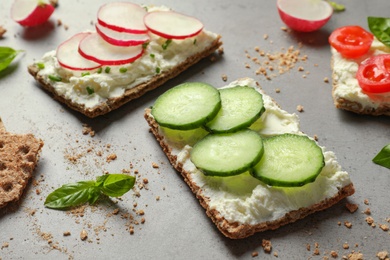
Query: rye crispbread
[[144, 79, 355, 239], [28, 36, 222, 118], [0, 118, 44, 209]]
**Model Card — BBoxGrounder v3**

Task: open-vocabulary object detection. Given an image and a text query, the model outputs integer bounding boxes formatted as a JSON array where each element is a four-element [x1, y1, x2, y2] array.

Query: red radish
[[96, 23, 150, 47], [277, 0, 333, 32], [11, 0, 55, 27], [144, 11, 203, 39], [78, 33, 144, 66], [56, 33, 101, 71], [97, 2, 147, 34]]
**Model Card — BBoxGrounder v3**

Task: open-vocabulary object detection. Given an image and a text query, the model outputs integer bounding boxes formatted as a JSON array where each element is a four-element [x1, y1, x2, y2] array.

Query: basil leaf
[[368, 17, 390, 47], [327, 1, 345, 12], [100, 174, 135, 197], [0, 47, 22, 72], [44, 181, 97, 209], [373, 144, 390, 169]]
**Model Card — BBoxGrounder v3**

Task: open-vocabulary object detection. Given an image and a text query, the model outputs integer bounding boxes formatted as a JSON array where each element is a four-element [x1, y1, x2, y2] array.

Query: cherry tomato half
[[357, 54, 390, 93], [329, 26, 374, 59]]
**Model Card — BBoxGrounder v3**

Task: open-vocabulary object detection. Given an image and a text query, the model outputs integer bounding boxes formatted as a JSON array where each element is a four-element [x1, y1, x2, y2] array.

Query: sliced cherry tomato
[[357, 54, 390, 93], [329, 26, 374, 59]]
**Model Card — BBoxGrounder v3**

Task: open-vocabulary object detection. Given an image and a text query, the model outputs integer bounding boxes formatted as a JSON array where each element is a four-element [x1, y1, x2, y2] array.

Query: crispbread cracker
[[0, 119, 44, 209], [144, 78, 355, 239], [28, 36, 222, 118]]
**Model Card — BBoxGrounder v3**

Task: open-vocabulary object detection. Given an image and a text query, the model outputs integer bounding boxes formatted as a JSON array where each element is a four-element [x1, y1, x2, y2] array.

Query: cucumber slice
[[190, 129, 264, 176], [205, 86, 265, 133], [151, 82, 221, 130], [251, 134, 325, 187]]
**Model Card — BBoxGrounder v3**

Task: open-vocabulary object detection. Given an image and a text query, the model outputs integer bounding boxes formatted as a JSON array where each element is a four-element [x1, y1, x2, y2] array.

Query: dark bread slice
[[28, 36, 222, 118], [144, 79, 355, 239], [0, 118, 44, 209], [331, 53, 390, 116]]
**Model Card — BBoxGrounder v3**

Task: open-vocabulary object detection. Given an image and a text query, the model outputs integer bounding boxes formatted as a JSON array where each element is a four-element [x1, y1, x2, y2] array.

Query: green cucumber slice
[[190, 129, 264, 176], [205, 85, 265, 133], [151, 82, 221, 130], [251, 134, 325, 187]]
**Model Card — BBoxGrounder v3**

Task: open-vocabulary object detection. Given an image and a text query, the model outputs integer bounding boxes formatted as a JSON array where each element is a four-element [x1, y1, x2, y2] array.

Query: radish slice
[[11, 0, 55, 27], [97, 2, 147, 34], [96, 23, 150, 47], [144, 11, 203, 39], [277, 0, 333, 32], [78, 33, 144, 66], [56, 33, 102, 71]]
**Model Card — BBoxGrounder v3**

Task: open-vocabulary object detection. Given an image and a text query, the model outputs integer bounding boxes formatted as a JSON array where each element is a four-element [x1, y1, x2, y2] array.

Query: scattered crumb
[[63, 231, 71, 236], [346, 203, 358, 213], [273, 252, 278, 257], [347, 252, 364, 260], [275, 88, 281, 93], [364, 199, 369, 205], [306, 244, 311, 251], [298, 66, 304, 72], [343, 243, 349, 249], [80, 230, 88, 241], [313, 134, 319, 141], [344, 221, 352, 228], [280, 26, 288, 32], [377, 251, 388, 260], [221, 74, 228, 82], [323, 77, 329, 83], [251, 251, 259, 257], [57, 19, 62, 26], [106, 153, 117, 162], [263, 34, 269, 40], [363, 208, 371, 215], [1, 242, 9, 249], [379, 224, 389, 231], [217, 46, 224, 55], [261, 239, 272, 253], [0, 26, 6, 38], [296, 105, 304, 112], [313, 248, 320, 255], [330, 251, 338, 258], [365, 216, 375, 226], [152, 162, 159, 168]]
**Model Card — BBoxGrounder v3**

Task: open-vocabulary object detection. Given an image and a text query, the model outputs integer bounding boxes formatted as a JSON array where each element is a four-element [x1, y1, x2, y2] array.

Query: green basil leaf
[[100, 174, 135, 197], [95, 174, 109, 187], [0, 47, 22, 72], [87, 186, 102, 205], [327, 1, 345, 12], [44, 181, 97, 209], [373, 144, 390, 169], [368, 17, 390, 47]]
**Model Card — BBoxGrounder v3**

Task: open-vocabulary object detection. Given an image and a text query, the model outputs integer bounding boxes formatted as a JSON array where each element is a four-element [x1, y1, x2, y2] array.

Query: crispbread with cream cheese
[[331, 38, 390, 116], [144, 78, 355, 239], [0, 118, 44, 209]]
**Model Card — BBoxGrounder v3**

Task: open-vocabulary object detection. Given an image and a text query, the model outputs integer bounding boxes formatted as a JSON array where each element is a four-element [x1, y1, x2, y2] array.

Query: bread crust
[[331, 56, 390, 116], [144, 108, 355, 239], [28, 36, 222, 118], [0, 120, 44, 209]]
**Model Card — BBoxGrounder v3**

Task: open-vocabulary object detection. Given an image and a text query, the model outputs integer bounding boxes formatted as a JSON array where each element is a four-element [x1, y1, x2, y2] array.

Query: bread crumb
[[152, 162, 159, 168], [330, 251, 338, 258], [379, 224, 389, 231], [296, 105, 304, 112], [251, 251, 259, 257], [313, 248, 320, 255], [275, 88, 281, 93], [313, 134, 319, 141], [365, 216, 374, 225], [376, 251, 388, 260], [261, 239, 272, 253], [298, 66, 304, 72], [363, 208, 371, 215], [273, 252, 278, 257], [63, 231, 71, 236], [324, 77, 329, 83], [346, 203, 358, 213], [0, 26, 6, 38], [1, 242, 9, 249], [263, 34, 269, 40], [344, 221, 352, 228], [364, 199, 369, 205], [106, 153, 117, 162], [80, 230, 88, 241], [221, 74, 228, 82], [343, 243, 349, 249], [347, 252, 363, 260], [306, 244, 311, 251], [280, 26, 288, 32]]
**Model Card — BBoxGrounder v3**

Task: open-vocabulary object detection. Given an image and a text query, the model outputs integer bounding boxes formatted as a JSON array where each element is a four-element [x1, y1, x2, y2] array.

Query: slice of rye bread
[[330, 54, 390, 116], [28, 36, 223, 118], [0, 118, 44, 209], [144, 79, 355, 239]]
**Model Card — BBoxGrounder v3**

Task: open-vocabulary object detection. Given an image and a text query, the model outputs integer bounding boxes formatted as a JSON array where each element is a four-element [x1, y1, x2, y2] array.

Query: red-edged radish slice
[[96, 23, 150, 47], [277, 0, 333, 32], [144, 11, 203, 39], [56, 33, 102, 71], [11, 0, 55, 27], [78, 33, 144, 66], [97, 2, 147, 34]]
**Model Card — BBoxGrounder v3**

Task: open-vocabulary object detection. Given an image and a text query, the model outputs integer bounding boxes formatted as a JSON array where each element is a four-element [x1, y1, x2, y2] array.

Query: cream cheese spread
[[332, 38, 390, 109], [34, 6, 219, 109], [158, 78, 352, 225]]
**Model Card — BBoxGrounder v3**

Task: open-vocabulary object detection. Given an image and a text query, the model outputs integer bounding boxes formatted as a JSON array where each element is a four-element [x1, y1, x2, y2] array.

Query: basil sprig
[[368, 17, 390, 47], [0, 47, 23, 72], [44, 174, 136, 209], [372, 144, 390, 169]]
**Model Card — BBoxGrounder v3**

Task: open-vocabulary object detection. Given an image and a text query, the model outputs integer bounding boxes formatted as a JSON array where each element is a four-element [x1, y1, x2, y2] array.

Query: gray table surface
[[0, 0, 389, 259]]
